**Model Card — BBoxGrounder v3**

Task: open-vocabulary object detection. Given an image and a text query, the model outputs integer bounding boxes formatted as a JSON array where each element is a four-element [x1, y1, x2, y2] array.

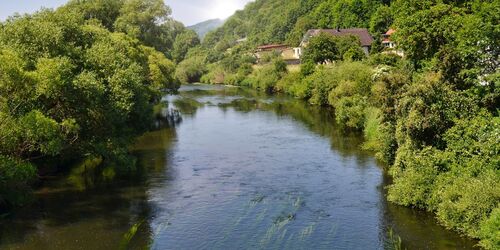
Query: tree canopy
[[0, 0, 186, 209]]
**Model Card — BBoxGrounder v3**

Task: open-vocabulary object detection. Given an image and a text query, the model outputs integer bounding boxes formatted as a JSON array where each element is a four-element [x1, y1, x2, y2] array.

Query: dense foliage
[[0, 0, 190, 210], [175, 0, 499, 248], [1, 0, 498, 247], [302, 33, 366, 63]]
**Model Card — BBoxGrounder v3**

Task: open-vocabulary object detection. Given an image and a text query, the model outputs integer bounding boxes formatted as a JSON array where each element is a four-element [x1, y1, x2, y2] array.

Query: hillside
[[202, 0, 385, 47], [188, 18, 225, 39]]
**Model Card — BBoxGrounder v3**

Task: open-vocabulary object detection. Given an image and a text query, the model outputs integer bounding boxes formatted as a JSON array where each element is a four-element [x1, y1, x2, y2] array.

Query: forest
[[0, 0, 200, 210], [175, 0, 499, 248], [0, 0, 498, 249]]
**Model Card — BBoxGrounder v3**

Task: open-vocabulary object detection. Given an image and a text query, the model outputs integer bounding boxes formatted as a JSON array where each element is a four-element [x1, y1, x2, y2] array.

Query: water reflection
[[0, 84, 477, 250]]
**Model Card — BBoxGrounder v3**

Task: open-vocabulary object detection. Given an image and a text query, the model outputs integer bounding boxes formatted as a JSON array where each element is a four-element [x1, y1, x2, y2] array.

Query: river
[[0, 84, 477, 249]]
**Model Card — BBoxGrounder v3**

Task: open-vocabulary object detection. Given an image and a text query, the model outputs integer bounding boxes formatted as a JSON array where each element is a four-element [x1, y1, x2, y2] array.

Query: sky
[[0, 0, 253, 26]]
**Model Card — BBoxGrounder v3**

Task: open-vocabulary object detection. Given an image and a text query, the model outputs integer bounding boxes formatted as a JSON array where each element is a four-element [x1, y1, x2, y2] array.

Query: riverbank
[[0, 1, 183, 211], [0, 85, 479, 249], [195, 56, 499, 249]]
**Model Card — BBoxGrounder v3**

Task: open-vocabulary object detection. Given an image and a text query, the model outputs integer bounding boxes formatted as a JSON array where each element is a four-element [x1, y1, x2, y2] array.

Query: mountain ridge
[[187, 18, 225, 39]]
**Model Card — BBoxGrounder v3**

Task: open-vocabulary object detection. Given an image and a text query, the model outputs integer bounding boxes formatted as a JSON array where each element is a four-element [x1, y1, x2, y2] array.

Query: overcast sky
[[0, 0, 253, 26]]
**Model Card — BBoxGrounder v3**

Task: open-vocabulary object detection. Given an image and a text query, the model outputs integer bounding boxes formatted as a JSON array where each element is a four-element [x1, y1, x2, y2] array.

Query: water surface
[[0, 84, 477, 249]]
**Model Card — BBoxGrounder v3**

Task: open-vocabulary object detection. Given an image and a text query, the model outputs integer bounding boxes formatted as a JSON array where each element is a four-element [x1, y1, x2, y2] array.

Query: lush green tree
[[369, 4, 393, 34], [172, 29, 200, 63], [303, 33, 366, 64], [114, 0, 181, 54], [302, 32, 339, 64], [0, 3, 179, 208], [175, 56, 207, 83], [335, 35, 366, 61], [389, 112, 500, 243], [65, 0, 124, 30]]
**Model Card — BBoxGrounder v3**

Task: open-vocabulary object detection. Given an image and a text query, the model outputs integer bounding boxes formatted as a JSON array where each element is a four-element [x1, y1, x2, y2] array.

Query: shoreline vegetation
[[0, 0, 199, 211], [175, 0, 499, 248], [0, 0, 498, 249]]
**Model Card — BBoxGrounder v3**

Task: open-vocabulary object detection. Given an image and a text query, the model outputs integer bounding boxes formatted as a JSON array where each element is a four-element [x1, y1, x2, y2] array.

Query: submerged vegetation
[[175, 0, 499, 248], [0, 0, 498, 248]]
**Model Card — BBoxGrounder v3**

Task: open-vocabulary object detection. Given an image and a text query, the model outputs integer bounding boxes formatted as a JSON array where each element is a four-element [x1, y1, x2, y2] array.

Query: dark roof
[[303, 29, 374, 47], [257, 44, 289, 50]]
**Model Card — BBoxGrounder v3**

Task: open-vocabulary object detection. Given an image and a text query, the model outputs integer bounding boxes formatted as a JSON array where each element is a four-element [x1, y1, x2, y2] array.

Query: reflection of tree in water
[[0, 170, 155, 250], [172, 98, 202, 116], [178, 84, 373, 161], [218, 99, 260, 113], [132, 127, 178, 175], [0, 110, 182, 250], [210, 91, 372, 161]]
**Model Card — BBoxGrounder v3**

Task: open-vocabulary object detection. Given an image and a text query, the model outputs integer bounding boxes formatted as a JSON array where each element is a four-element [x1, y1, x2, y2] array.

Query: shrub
[[0, 156, 37, 209], [389, 113, 500, 247], [333, 95, 367, 130], [395, 72, 478, 149], [200, 64, 225, 84], [273, 58, 288, 74], [362, 107, 383, 151], [368, 53, 402, 67], [388, 145, 442, 208], [328, 80, 358, 106], [343, 47, 366, 61], [300, 60, 316, 78], [175, 56, 207, 83], [275, 71, 302, 95], [307, 67, 339, 105], [479, 207, 500, 250], [242, 64, 280, 92]]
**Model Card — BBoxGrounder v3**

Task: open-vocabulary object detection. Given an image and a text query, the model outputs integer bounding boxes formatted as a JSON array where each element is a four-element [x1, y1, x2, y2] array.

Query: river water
[[0, 84, 477, 249]]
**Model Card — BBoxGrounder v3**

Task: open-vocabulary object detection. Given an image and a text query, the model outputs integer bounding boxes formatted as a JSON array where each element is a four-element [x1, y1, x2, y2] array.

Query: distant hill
[[187, 18, 225, 39]]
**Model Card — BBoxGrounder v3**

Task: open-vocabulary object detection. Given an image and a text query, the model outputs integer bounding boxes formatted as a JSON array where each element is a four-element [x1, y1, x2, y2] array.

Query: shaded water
[[0, 84, 477, 249]]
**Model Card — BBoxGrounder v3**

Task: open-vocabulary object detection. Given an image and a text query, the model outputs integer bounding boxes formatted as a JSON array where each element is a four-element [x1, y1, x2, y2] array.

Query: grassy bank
[[186, 54, 499, 248]]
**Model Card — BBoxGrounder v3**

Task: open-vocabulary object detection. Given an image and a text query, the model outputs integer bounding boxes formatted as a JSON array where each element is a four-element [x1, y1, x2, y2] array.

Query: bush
[[479, 207, 500, 250], [273, 58, 288, 74], [388, 145, 442, 208], [334, 95, 367, 130], [200, 64, 225, 84], [363, 107, 382, 151], [307, 67, 339, 105], [432, 114, 500, 237], [175, 56, 207, 83], [389, 113, 500, 247], [242, 64, 281, 92], [368, 53, 402, 67], [395, 72, 478, 149], [300, 60, 316, 77], [0, 156, 37, 209], [343, 47, 366, 61]]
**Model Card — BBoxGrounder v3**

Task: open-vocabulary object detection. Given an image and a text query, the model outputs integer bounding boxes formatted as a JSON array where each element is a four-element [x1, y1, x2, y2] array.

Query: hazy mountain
[[187, 18, 225, 39]]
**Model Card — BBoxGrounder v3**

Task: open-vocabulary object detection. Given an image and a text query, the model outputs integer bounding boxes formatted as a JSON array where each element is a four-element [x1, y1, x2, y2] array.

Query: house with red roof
[[382, 29, 404, 57], [382, 29, 396, 48], [255, 28, 376, 64]]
